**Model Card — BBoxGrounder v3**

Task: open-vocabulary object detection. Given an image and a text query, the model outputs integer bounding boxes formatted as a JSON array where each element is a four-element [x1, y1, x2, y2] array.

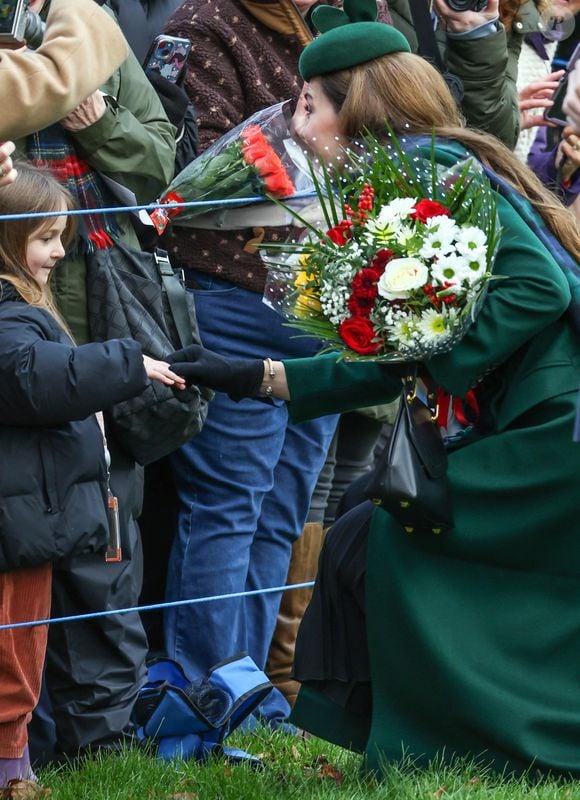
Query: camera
[[445, 0, 487, 12], [0, 0, 45, 49]]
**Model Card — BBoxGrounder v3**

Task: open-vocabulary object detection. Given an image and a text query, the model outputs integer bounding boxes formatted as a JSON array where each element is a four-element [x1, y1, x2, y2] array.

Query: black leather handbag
[[365, 370, 454, 535], [87, 242, 212, 465]]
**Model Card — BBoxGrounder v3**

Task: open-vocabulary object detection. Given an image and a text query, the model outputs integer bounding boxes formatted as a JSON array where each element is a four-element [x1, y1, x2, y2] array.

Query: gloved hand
[[167, 344, 264, 402]]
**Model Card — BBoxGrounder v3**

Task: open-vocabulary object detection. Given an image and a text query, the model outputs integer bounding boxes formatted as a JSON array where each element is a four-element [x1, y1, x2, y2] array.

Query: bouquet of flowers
[[261, 133, 502, 361], [149, 102, 315, 235]]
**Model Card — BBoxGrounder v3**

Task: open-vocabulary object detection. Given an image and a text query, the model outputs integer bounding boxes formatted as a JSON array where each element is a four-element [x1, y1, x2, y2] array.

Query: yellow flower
[[295, 293, 322, 317], [294, 268, 316, 290]]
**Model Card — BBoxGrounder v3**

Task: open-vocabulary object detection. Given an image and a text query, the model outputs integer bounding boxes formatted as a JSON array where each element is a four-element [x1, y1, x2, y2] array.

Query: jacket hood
[[0, 279, 24, 305]]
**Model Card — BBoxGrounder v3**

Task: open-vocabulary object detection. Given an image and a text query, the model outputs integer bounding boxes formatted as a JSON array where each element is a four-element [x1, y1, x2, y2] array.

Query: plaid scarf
[[26, 124, 121, 251]]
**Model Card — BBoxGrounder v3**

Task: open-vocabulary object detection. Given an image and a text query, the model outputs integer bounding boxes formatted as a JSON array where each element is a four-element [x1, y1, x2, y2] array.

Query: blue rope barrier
[[0, 190, 318, 222], [0, 581, 315, 632]]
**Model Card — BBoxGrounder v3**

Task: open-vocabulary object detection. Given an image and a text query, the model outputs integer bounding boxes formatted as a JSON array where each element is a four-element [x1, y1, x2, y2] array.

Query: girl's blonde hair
[[0, 163, 76, 329], [318, 52, 580, 260]]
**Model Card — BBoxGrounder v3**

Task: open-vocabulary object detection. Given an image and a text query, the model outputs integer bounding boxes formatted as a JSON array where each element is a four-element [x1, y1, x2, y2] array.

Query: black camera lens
[[445, 0, 488, 12]]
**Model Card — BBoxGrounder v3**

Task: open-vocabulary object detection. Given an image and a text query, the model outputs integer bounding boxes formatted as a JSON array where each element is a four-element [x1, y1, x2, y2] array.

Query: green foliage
[[38, 729, 580, 800]]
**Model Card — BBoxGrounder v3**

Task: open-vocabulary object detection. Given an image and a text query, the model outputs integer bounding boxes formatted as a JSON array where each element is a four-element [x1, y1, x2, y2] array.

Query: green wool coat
[[285, 182, 580, 775]]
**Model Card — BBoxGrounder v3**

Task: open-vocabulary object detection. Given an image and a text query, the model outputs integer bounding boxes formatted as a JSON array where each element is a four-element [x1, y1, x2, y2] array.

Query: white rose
[[377, 257, 429, 300]]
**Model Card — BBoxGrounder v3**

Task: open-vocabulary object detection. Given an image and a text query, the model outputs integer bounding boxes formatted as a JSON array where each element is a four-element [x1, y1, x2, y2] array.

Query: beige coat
[[0, 0, 128, 140]]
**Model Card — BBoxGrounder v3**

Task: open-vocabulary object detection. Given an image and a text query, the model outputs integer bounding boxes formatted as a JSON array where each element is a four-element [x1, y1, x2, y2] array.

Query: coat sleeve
[[285, 353, 402, 423], [426, 193, 572, 397], [0, 312, 149, 427], [0, 0, 128, 141], [446, 26, 520, 150], [70, 47, 176, 203]]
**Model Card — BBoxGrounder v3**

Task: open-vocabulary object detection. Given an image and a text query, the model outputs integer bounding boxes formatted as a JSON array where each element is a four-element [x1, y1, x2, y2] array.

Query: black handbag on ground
[[86, 242, 212, 465], [365, 370, 454, 535]]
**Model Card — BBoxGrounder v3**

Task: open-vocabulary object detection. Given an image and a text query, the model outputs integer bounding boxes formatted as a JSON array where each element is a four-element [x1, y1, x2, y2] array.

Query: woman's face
[[291, 79, 347, 162]]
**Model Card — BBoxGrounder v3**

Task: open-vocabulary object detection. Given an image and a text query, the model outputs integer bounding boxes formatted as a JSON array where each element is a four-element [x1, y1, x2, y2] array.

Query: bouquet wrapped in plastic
[[149, 102, 319, 234], [261, 132, 502, 362]]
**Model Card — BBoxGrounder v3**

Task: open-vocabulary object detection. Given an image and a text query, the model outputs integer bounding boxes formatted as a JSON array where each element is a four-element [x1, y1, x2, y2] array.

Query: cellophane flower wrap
[[261, 133, 502, 362], [150, 102, 309, 234]]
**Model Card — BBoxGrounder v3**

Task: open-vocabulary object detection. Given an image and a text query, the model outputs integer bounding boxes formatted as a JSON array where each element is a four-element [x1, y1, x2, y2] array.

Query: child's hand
[[143, 355, 186, 389]]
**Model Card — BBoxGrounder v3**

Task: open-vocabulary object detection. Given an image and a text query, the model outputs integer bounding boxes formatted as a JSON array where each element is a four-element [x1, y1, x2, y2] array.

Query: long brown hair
[[317, 52, 580, 260], [0, 163, 76, 329]]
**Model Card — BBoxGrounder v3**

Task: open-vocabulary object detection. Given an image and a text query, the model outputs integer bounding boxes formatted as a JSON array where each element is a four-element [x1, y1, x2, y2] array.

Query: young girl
[[0, 163, 184, 788]]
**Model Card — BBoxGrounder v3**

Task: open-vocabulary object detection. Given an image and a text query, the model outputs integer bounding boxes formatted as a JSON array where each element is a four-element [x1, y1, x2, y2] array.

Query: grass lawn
[[37, 729, 580, 800]]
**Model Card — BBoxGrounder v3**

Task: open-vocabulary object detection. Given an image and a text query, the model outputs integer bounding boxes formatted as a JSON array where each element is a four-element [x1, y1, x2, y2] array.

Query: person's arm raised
[[0, 0, 128, 140]]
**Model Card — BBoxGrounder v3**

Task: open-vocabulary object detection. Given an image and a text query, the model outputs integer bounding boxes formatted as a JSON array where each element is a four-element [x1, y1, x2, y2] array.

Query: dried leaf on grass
[[0, 781, 50, 799], [165, 794, 198, 800], [433, 785, 447, 799]]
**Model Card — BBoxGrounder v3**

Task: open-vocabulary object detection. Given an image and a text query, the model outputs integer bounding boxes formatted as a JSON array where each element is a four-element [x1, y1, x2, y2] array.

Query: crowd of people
[[0, 0, 579, 792]]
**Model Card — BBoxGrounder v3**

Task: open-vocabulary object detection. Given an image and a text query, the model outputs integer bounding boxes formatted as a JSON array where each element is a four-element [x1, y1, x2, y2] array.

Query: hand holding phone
[[143, 35, 192, 84], [544, 43, 580, 127]]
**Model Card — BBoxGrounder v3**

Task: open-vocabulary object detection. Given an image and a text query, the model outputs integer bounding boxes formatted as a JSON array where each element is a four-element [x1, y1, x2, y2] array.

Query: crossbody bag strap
[[154, 248, 194, 348]]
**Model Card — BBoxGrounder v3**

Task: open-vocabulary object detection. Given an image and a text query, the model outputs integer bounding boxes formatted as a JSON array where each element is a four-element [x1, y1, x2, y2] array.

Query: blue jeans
[[165, 273, 338, 722]]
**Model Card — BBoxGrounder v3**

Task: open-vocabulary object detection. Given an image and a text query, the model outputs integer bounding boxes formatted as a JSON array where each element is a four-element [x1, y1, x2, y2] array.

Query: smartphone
[[143, 34, 192, 84], [544, 43, 580, 126]]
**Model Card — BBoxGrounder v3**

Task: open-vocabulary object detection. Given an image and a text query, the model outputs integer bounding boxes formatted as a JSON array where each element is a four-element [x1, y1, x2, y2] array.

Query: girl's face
[[26, 211, 68, 286], [291, 79, 347, 161]]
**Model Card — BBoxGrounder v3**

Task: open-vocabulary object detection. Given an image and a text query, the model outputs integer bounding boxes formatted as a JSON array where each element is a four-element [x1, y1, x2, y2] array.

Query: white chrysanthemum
[[424, 215, 459, 236], [430, 253, 472, 286], [416, 308, 454, 343], [389, 315, 417, 345], [462, 252, 488, 284], [456, 225, 487, 255], [364, 197, 417, 243], [395, 225, 417, 249], [382, 197, 417, 220], [419, 228, 456, 259]]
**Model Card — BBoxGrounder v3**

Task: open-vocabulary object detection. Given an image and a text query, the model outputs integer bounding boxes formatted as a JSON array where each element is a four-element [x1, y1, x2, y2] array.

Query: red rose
[[242, 140, 271, 163], [241, 125, 265, 147], [263, 168, 295, 197], [371, 249, 395, 272], [412, 199, 451, 223], [326, 222, 352, 246], [338, 317, 382, 354]]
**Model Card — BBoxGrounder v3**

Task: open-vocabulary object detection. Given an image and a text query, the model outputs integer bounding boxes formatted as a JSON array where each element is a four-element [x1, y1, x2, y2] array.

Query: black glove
[[167, 344, 264, 402]]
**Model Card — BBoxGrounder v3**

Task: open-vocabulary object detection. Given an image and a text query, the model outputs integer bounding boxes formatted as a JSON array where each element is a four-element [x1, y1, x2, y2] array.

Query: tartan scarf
[[26, 124, 121, 251]]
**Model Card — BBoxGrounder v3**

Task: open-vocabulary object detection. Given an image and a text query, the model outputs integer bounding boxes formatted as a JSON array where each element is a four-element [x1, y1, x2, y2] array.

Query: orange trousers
[[0, 564, 51, 758]]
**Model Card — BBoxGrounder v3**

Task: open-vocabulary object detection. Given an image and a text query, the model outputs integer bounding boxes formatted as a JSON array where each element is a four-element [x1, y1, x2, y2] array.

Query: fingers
[[143, 355, 187, 388], [0, 140, 17, 187]]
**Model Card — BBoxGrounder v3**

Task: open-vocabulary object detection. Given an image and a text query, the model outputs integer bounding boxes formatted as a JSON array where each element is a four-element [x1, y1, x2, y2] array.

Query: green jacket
[[389, 0, 530, 149], [16, 28, 176, 343]]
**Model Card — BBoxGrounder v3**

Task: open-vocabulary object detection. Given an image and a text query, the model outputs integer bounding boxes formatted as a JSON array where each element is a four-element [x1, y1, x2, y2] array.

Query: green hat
[[299, 0, 411, 81]]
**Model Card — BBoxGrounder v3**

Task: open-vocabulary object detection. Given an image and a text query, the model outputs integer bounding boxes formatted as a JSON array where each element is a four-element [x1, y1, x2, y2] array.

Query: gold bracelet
[[262, 357, 276, 396]]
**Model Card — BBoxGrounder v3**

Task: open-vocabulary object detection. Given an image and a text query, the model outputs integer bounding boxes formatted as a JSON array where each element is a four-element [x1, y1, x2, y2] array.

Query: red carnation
[[338, 317, 382, 354], [370, 249, 395, 272], [351, 267, 381, 298], [412, 199, 451, 223], [347, 294, 375, 317]]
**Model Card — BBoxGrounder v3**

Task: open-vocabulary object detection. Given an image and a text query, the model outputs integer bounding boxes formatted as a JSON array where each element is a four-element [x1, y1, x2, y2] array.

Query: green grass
[[37, 730, 580, 800]]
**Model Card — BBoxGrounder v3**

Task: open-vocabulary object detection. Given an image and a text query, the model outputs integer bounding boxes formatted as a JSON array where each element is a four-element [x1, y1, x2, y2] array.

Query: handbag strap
[[402, 367, 438, 418], [154, 249, 194, 348]]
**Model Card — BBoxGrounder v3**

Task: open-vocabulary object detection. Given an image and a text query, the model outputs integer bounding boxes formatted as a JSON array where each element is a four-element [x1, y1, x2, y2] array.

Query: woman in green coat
[[165, 2, 580, 778]]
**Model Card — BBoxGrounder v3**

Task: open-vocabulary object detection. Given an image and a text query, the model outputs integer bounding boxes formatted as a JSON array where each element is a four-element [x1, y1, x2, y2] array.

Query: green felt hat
[[299, 0, 410, 81]]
